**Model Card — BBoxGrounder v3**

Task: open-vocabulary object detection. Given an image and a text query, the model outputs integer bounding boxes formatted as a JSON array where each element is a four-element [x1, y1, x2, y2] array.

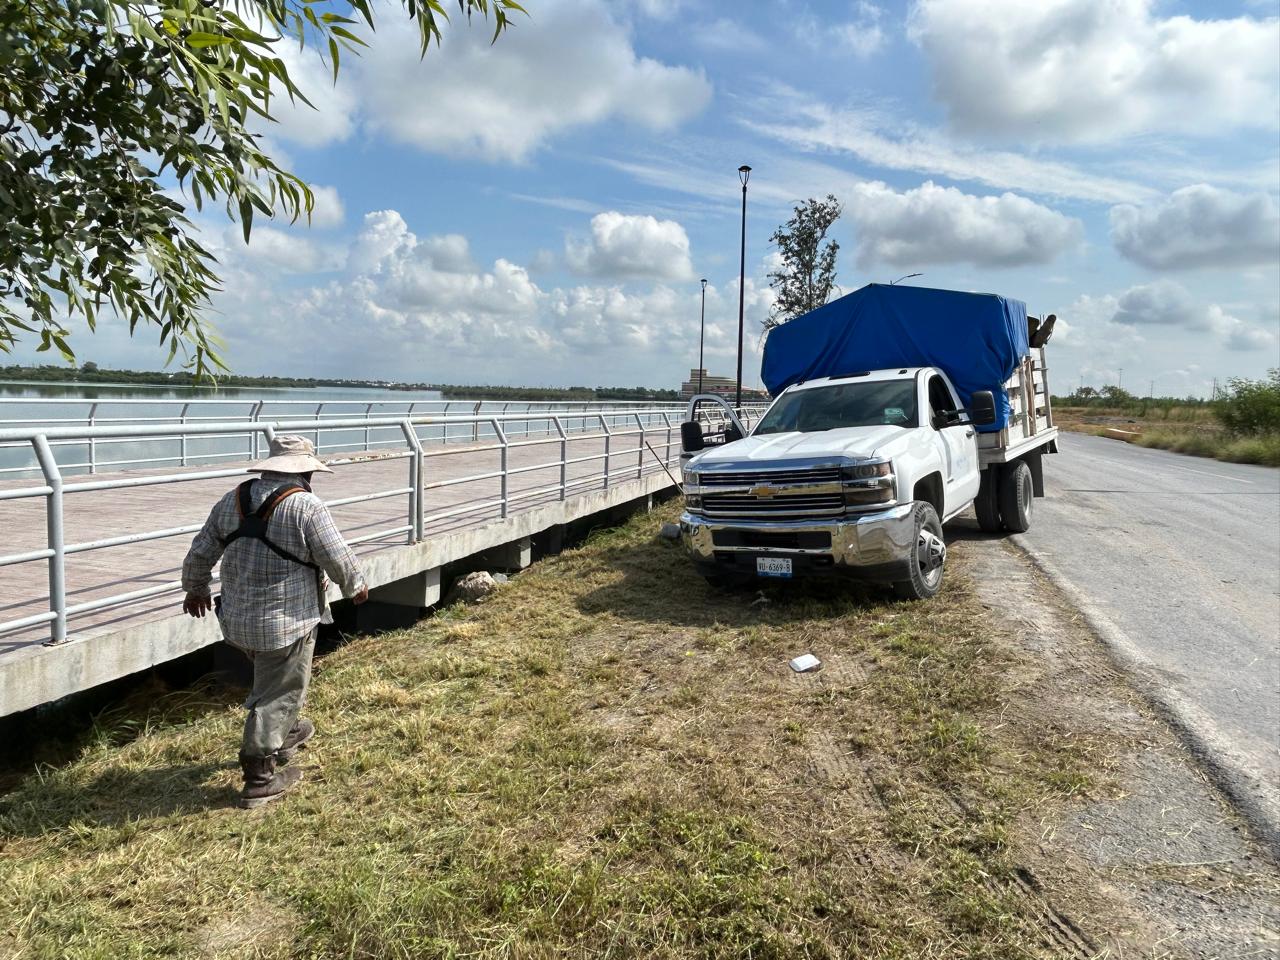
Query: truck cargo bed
[[978, 346, 1057, 467]]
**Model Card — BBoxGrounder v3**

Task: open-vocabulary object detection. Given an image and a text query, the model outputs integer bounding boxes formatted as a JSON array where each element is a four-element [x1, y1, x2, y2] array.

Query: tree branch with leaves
[[765, 194, 843, 331], [0, 0, 524, 376]]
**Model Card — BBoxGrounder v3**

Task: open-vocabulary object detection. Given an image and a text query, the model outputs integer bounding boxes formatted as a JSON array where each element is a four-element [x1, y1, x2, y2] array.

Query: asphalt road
[[1014, 432, 1280, 844]]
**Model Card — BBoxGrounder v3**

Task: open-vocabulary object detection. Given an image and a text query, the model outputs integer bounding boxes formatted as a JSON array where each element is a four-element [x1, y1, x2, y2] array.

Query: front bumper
[[680, 504, 917, 582]]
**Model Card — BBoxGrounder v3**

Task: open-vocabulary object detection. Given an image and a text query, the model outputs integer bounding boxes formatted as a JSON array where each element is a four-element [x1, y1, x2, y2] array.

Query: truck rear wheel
[[892, 503, 946, 601], [998, 460, 1034, 533], [974, 467, 1002, 533]]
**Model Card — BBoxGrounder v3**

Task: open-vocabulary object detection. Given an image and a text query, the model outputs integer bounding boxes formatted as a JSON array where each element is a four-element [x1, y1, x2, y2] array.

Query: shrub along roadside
[[0, 506, 1115, 958]]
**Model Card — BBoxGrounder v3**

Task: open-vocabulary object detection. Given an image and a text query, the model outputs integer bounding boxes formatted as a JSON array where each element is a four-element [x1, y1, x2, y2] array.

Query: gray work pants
[[236, 628, 316, 758]]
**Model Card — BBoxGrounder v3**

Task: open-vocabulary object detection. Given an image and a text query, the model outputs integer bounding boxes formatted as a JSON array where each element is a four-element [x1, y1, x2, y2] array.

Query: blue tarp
[[760, 283, 1030, 432]]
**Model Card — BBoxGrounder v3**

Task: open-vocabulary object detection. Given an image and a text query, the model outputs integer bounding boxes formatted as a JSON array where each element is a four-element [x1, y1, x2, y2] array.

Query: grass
[[0, 505, 1108, 959], [1055, 406, 1280, 467]]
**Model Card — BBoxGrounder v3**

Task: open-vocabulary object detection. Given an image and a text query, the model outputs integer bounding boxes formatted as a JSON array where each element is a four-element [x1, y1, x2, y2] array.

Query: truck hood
[[691, 424, 909, 466]]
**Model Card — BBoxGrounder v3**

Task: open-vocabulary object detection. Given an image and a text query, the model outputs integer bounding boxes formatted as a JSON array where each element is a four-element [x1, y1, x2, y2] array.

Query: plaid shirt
[[182, 473, 366, 651]]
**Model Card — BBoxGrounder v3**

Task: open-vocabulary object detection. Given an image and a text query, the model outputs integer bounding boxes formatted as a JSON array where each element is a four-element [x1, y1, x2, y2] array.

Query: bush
[[1213, 369, 1280, 437]]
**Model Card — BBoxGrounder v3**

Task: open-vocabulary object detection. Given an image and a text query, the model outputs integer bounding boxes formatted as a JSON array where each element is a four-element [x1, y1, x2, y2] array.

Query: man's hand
[[352, 585, 369, 605], [183, 592, 212, 618]]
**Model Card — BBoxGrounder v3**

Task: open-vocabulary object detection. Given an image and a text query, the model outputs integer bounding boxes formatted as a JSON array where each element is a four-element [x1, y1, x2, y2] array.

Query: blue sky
[[21, 0, 1280, 396]]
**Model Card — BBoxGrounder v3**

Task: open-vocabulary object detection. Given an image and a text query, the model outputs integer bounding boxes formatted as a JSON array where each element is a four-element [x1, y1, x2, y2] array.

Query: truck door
[[928, 374, 980, 513]]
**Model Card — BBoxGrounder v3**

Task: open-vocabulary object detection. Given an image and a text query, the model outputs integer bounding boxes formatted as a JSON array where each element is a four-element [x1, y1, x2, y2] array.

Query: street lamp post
[[735, 164, 751, 410], [698, 278, 707, 395]]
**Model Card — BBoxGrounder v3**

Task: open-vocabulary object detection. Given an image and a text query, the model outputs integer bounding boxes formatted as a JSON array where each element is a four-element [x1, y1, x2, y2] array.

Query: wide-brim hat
[[248, 434, 333, 474]]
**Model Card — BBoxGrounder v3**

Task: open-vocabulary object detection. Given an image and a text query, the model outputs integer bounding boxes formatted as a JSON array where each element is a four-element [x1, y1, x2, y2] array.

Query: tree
[[1214, 369, 1280, 436], [765, 195, 842, 331], [0, 0, 523, 376]]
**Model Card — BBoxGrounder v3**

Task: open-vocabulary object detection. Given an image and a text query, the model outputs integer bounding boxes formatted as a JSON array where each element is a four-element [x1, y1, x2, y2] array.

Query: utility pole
[[735, 164, 751, 410], [1118, 367, 1123, 391], [1148, 379, 1154, 399], [697, 278, 707, 395]]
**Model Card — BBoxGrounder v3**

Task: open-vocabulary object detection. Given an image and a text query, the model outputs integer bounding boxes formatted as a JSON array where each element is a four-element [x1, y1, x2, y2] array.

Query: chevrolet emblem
[[750, 484, 782, 498]]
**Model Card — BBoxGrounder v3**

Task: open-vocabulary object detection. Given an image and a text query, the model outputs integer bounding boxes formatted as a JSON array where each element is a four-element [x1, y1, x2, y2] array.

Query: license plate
[[756, 557, 793, 578]]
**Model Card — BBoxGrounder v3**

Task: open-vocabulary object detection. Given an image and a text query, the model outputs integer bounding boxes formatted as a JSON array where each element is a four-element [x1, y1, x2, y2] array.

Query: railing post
[[87, 402, 98, 475], [250, 402, 264, 459], [495, 420, 509, 518], [313, 403, 323, 450], [179, 402, 190, 467], [33, 435, 67, 645], [634, 413, 645, 479], [600, 415, 611, 489], [364, 403, 374, 452], [663, 412, 673, 468], [553, 416, 568, 501], [399, 420, 424, 543], [472, 401, 482, 442]]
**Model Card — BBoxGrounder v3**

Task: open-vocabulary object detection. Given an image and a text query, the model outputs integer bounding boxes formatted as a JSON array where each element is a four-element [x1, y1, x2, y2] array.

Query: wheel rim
[[1021, 470, 1033, 522], [917, 528, 946, 588]]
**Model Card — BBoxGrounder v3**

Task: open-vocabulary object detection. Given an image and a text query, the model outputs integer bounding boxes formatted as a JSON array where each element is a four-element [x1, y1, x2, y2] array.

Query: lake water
[[0, 381, 660, 479]]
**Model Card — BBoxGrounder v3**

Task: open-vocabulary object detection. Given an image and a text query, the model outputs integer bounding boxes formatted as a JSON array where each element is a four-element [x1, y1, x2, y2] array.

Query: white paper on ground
[[789, 653, 822, 673]]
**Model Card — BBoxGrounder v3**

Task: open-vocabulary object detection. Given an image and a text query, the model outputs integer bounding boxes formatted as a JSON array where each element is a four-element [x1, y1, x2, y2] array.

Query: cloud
[[1110, 185, 1280, 270], [1112, 280, 1216, 330], [308, 186, 345, 229], [694, 18, 769, 53], [909, 0, 1280, 142], [1110, 280, 1278, 352], [565, 212, 694, 281], [355, 0, 711, 162], [258, 42, 358, 147], [743, 93, 1152, 203], [834, 2, 887, 58], [845, 180, 1083, 268]]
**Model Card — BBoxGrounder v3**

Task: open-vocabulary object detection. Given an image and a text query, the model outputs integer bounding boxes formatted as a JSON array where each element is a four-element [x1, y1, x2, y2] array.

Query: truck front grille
[[701, 491, 845, 519], [700, 467, 842, 487]]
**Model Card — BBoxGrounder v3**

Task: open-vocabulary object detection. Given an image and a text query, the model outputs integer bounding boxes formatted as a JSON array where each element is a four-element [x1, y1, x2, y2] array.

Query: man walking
[[181, 435, 368, 808]]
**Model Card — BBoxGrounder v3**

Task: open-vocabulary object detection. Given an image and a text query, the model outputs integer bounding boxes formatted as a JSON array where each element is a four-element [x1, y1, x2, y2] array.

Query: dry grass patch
[[0, 505, 1118, 958]]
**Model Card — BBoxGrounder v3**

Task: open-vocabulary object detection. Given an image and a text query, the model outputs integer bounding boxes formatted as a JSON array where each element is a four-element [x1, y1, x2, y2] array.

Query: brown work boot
[[238, 752, 303, 809], [277, 718, 315, 764]]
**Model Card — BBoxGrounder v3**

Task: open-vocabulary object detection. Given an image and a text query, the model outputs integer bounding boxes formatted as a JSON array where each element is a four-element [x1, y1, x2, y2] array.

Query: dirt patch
[[195, 896, 299, 958]]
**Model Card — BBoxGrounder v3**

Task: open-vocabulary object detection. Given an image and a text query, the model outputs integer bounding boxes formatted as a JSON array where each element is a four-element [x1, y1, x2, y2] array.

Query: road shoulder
[[962, 524, 1280, 955]]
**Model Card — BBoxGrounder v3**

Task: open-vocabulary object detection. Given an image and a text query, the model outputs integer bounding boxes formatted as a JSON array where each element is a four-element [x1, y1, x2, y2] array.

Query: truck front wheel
[[891, 503, 947, 601], [998, 460, 1034, 533]]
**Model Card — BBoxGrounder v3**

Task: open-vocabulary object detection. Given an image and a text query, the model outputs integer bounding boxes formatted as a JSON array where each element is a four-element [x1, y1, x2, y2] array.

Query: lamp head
[[738, 164, 751, 186], [700, 278, 707, 289]]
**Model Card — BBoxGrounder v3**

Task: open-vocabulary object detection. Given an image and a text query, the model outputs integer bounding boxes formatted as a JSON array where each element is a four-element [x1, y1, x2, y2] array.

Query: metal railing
[[0, 397, 691, 478], [0, 404, 765, 646]]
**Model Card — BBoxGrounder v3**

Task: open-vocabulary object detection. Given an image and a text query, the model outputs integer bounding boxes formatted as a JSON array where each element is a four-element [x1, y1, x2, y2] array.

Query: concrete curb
[[1009, 533, 1280, 864]]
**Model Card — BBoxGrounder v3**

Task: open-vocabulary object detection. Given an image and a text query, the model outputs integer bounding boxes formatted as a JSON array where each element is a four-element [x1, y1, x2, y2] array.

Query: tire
[[974, 467, 1002, 533], [998, 459, 1034, 533], [891, 503, 947, 601]]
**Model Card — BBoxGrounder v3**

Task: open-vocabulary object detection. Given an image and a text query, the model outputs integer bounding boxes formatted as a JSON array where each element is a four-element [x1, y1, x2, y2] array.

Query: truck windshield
[[754, 381, 918, 434]]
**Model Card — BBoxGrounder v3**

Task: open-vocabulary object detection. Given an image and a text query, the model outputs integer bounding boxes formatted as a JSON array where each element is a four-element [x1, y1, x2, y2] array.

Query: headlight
[[841, 461, 894, 508], [683, 473, 702, 511]]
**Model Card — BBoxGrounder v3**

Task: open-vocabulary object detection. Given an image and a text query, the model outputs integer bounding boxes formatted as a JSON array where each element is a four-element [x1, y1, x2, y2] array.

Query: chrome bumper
[[680, 503, 918, 581]]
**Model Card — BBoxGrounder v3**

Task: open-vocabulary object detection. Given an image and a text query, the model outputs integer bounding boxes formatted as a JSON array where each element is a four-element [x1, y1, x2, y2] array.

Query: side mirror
[[723, 422, 744, 444], [680, 420, 705, 452], [968, 391, 997, 427]]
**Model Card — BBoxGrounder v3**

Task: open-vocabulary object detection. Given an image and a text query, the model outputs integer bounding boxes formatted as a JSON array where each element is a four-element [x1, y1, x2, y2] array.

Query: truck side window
[[928, 375, 958, 427]]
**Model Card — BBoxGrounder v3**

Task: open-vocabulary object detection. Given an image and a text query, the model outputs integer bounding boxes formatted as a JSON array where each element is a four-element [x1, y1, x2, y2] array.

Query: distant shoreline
[[0, 366, 681, 403]]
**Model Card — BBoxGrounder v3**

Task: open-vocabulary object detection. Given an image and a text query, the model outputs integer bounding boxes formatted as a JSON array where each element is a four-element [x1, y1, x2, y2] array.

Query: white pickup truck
[[679, 349, 1058, 600]]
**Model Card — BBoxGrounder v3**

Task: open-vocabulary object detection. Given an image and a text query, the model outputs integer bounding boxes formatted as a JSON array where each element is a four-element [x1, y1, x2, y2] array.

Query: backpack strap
[[221, 482, 320, 571]]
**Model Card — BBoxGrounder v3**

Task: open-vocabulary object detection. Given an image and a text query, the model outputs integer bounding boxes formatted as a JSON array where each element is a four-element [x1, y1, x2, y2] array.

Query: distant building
[[679, 368, 770, 402]]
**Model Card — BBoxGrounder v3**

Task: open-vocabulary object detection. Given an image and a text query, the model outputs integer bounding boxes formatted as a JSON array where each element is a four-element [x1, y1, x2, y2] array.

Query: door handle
[[964, 429, 975, 438]]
